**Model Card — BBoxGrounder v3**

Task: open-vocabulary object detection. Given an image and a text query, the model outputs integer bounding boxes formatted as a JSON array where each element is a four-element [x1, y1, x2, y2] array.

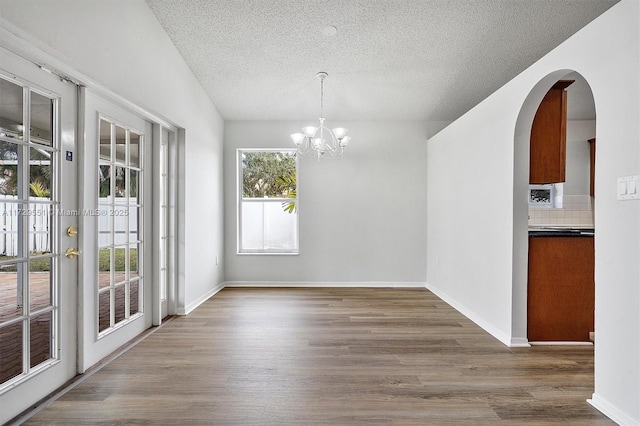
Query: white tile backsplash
[[529, 195, 594, 227]]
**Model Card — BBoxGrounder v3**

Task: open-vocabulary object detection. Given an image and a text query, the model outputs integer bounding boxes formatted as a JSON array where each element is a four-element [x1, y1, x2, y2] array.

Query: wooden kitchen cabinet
[[527, 235, 594, 342], [529, 80, 574, 184]]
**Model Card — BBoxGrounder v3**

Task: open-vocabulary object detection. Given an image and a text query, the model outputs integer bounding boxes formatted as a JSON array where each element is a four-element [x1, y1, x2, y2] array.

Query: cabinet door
[[529, 81, 573, 184], [527, 236, 594, 342]]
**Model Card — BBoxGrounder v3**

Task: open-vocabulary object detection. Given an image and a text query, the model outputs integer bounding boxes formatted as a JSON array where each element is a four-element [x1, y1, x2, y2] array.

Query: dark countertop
[[528, 227, 594, 237]]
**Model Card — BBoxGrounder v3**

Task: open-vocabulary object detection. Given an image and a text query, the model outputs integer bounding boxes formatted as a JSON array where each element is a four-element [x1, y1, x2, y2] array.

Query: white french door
[[155, 126, 174, 322], [79, 90, 152, 372], [0, 46, 78, 423]]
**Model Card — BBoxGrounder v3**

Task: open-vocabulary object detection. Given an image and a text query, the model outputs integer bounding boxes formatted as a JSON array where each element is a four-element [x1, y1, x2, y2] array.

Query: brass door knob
[[67, 226, 78, 237], [65, 247, 81, 259]]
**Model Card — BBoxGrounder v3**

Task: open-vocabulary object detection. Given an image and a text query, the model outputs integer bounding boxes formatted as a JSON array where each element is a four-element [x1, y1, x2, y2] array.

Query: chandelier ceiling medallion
[[290, 72, 351, 160]]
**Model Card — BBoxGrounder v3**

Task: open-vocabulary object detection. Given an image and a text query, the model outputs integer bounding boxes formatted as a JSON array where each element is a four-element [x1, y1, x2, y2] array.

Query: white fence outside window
[[240, 199, 298, 253], [0, 196, 137, 256]]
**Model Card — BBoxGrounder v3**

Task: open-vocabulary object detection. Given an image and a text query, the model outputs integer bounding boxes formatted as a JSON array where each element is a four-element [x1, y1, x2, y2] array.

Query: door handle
[[65, 247, 81, 259]]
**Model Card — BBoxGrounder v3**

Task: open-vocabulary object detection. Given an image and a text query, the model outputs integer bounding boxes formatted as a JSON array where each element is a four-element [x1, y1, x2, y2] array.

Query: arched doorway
[[512, 70, 597, 344]]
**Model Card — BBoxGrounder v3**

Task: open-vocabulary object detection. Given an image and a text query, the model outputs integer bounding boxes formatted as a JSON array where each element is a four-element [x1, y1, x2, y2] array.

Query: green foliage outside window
[[242, 150, 297, 214], [0, 141, 52, 197], [242, 151, 296, 197]]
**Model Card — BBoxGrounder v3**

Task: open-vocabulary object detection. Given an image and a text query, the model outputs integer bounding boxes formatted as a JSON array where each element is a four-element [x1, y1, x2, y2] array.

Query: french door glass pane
[[29, 148, 52, 200], [29, 258, 52, 312], [0, 268, 21, 322], [98, 290, 110, 333], [0, 321, 23, 382], [99, 165, 112, 200], [0, 141, 21, 196], [99, 119, 111, 161], [129, 208, 141, 242], [114, 166, 126, 199], [130, 280, 140, 315], [98, 206, 113, 246], [129, 170, 139, 200], [115, 125, 126, 165], [98, 248, 111, 289], [0, 77, 24, 141], [28, 203, 52, 254], [114, 284, 126, 325], [29, 92, 53, 147], [114, 246, 126, 284], [129, 132, 140, 168], [29, 311, 52, 367], [130, 244, 139, 280]]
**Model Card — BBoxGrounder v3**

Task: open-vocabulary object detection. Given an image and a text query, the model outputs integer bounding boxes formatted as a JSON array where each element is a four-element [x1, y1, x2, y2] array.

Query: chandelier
[[290, 72, 351, 159]]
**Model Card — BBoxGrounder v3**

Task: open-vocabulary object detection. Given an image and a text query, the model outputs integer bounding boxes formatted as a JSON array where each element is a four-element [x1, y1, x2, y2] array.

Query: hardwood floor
[[23, 288, 612, 425]]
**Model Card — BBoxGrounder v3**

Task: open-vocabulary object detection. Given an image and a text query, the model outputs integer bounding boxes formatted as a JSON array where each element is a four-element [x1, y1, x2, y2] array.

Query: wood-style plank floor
[[24, 288, 613, 425]]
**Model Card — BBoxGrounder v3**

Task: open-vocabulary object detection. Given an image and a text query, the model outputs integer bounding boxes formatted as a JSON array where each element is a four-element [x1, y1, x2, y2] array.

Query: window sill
[[237, 251, 299, 256]]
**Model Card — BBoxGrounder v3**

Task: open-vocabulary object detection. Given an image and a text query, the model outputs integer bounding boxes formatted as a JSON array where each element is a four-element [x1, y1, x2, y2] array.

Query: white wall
[[426, 1, 639, 424], [224, 121, 428, 285], [565, 120, 596, 196], [0, 0, 225, 312]]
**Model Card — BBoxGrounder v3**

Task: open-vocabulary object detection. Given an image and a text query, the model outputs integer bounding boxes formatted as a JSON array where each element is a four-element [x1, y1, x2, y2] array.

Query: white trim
[[588, 394, 638, 426], [425, 282, 514, 347], [178, 282, 225, 315], [236, 252, 300, 256], [529, 341, 593, 346], [222, 281, 427, 288], [509, 337, 532, 348]]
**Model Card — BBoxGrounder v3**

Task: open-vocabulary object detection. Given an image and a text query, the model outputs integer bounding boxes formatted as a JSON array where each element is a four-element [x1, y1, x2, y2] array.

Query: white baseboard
[[588, 394, 638, 425], [222, 281, 427, 288], [509, 337, 531, 348], [178, 282, 225, 315], [425, 282, 514, 347], [529, 341, 593, 346]]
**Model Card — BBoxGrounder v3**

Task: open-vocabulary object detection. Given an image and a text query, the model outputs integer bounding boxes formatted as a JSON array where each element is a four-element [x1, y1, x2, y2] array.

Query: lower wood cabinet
[[527, 235, 594, 342]]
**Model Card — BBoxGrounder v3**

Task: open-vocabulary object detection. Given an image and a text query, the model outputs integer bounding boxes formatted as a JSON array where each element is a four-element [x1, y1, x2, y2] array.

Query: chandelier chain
[[320, 77, 324, 119]]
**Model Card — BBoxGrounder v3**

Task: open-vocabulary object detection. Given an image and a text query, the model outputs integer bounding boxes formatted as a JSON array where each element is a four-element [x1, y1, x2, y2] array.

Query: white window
[[238, 149, 298, 254]]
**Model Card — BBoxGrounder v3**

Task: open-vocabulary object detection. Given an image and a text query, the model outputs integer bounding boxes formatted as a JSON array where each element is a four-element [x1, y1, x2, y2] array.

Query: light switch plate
[[618, 175, 640, 200]]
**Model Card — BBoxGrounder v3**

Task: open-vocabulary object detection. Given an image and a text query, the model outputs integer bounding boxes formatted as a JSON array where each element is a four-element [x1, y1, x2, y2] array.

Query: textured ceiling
[[145, 0, 617, 122]]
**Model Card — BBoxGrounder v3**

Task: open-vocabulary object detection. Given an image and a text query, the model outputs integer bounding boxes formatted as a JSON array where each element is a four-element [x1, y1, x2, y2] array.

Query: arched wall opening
[[512, 69, 597, 344]]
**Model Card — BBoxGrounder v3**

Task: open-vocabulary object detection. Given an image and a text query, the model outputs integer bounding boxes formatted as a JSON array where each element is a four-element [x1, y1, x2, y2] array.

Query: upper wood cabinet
[[529, 80, 574, 184]]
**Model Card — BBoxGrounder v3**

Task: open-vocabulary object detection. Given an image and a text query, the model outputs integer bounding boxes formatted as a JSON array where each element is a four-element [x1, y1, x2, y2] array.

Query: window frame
[[237, 148, 298, 255]]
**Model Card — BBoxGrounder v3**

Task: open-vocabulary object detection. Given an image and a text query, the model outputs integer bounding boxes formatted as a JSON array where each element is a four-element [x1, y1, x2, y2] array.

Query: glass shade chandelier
[[290, 72, 350, 159]]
